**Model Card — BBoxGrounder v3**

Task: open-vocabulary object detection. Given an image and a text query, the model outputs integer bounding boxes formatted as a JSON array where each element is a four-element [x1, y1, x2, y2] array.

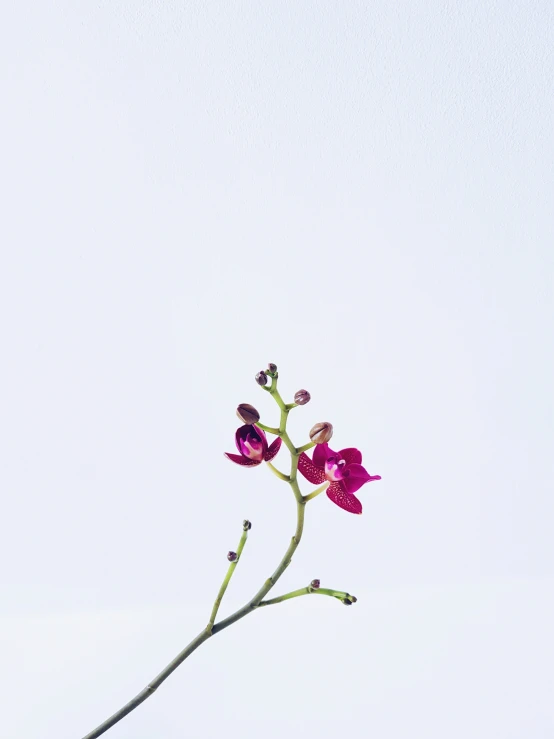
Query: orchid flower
[[298, 442, 381, 514]]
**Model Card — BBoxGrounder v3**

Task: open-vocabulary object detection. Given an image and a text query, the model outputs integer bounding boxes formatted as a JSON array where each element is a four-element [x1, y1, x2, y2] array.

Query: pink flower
[[298, 443, 381, 514], [225, 424, 282, 467]]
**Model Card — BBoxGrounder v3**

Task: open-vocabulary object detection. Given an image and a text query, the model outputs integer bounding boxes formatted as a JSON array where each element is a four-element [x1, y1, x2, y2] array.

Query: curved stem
[[296, 441, 315, 454], [82, 371, 316, 739], [303, 482, 329, 502], [259, 586, 357, 607], [207, 526, 249, 630], [266, 461, 290, 481], [256, 421, 281, 436], [213, 499, 305, 632]]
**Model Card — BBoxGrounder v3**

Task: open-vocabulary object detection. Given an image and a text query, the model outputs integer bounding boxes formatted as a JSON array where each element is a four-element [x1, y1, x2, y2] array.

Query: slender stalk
[[296, 441, 315, 454], [256, 421, 281, 436], [266, 461, 290, 481], [81, 369, 347, 739], [207, 526, 249, 630], [303, 482, 329, 502], [259, 586, 356, 607]]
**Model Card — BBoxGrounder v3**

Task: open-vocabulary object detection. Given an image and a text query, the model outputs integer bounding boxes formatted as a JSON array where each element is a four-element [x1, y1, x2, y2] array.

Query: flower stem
[[303, 482, 329, 502], [207, 526, 249, 630], [296, 441, 315, 454], [256, 421, 281, 436], [266, 461, 290, 481], [259, 586, 356, 607], [81, 370, 318, 739]]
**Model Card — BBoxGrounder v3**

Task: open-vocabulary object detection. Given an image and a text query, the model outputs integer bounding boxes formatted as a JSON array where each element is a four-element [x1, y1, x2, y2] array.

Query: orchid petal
[[342, 463, 381, 493], [264, 437, 282, 462], [326, 481, 362, 515], [235, 424, 267, 458], [338, 448, 362, 466], [224, 452, 260, 467], [298, 452, 326, 484], [313, 443, 337, 469]]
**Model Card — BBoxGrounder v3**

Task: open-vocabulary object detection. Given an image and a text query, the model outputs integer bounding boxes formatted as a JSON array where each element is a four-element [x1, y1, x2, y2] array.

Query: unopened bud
[[309, 422, 333, 444], [243, 519, 252, 531], [294, 389, 311, 406], [227, 551, 237, 562], [255, 371, 268, 386], [267, 363, 277, 374], [342, 594, 357, 605], [236, 403, 260, 425], [310, 579, 320, 589]]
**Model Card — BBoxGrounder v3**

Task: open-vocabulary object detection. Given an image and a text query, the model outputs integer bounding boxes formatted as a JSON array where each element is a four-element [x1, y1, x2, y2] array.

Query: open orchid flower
[[298, 442, 381, 514], [225, 424, 282, 467]]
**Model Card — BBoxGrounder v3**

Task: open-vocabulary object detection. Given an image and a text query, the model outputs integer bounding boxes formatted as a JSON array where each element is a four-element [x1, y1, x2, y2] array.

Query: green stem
[[303, 482, 329, 502], [256, 421, 281, 436], [296, 441, 315, 454], [259, 586, 356, 607], [207, 526, 249, 630], [213, 499, 305, 632], [82, 370, 315, 739], [266, 461, 290, 481]]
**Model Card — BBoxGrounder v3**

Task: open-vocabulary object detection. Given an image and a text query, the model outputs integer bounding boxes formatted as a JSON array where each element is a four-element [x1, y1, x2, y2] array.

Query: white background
[[1, 2, 553, 737]]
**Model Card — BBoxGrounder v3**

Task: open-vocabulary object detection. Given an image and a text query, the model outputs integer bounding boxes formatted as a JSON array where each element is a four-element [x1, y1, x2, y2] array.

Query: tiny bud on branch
[[255, 371, 268, 386], [227, 551, 237, 562], [236, 403, 260, 425], [309, 422, 334, 444], [294, 389, 311, 406]]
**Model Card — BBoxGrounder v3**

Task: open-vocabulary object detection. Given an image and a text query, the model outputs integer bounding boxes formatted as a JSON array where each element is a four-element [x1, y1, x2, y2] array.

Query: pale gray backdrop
[[1, 2, 553, 738]]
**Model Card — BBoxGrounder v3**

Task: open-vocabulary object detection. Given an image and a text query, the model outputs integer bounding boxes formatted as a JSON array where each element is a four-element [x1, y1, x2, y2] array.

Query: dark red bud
[[243, 520, 252, 531], [309, 422, 333, 444], [310, 579, 320, 589], [294, 389, 311, 406], [227, 551, 237, 562], [236, 403, 260, 425], [342, 598, 353, 606], [267, 363, 277, 374], [255, 371, 268, 386]]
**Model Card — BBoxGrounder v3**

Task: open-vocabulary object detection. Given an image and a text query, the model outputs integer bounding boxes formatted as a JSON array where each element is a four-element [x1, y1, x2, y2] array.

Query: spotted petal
[[298, 452, 326, 484], [264, 437, 282, 462], [326, 481, 362, 515], [224, 452, 260, 467]]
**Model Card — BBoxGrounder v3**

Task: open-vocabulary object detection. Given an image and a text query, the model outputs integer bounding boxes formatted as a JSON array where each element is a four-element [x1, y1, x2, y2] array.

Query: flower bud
[[310, 579, 320, 590], [236, 403, 260, 425], [294, 389, 311, 406], [243, 519, 252, 531], [309, 422, 333, 444], [227, 551, 237, 562], [255, 371, 268, 386], [267, 363, 277, 374], [341, 598, 353, 606]]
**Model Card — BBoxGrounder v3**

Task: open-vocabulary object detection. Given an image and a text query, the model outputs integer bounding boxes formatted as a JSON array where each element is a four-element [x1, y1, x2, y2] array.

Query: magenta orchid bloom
[[298, 443, 381, 514], [225, 424, 282, 467]]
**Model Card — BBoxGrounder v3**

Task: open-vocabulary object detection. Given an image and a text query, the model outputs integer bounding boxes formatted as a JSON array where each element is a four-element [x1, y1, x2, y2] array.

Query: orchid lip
[[324, 456, 344, 482]]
